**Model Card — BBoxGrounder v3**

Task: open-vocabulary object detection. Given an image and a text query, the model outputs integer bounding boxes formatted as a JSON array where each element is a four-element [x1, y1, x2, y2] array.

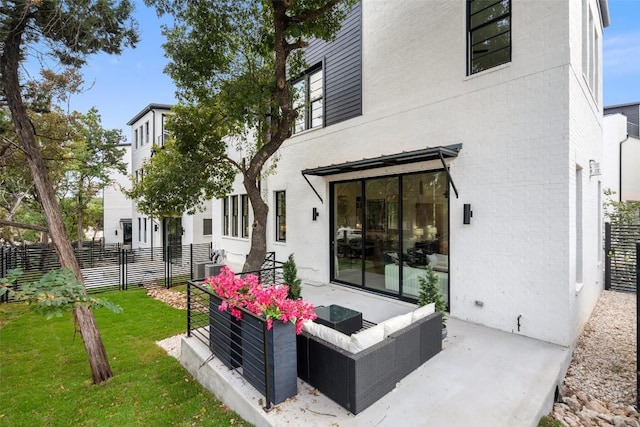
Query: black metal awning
[[301, 144, 462, 202]]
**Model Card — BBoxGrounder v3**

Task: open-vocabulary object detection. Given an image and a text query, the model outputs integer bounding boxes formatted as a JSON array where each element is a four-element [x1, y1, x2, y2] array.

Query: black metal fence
[[186, 257, 285, 410], [605, 222, 640, 292], [1, 241, 219, 298]]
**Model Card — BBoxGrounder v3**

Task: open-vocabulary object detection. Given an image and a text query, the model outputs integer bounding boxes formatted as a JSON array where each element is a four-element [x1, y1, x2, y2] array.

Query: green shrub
[[282, 253, 302, 300], [417, 265, 447, 326]]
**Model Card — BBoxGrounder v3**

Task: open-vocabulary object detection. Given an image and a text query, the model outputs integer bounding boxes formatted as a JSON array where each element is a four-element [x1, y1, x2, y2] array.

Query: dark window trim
[[292, 62, 324, 134], [467, 0, 512, 75], [222, 198, 229, 236], [275, 191, 286, 242], [241, 195, 250, 238], [203, 218, 212, 236], [231, 195, 239, 237]]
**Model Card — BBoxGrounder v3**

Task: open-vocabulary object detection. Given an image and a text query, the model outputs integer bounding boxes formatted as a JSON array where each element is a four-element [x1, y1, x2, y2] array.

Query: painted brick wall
[[221, 0, 605, 347]]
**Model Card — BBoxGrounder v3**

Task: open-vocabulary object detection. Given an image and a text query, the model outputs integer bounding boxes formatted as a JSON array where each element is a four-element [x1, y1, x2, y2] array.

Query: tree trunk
[[243, 176, 268, 272], [1, 11, 113, 384]]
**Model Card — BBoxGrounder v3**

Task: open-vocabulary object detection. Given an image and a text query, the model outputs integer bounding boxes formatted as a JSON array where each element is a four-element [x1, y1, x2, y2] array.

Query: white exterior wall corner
[[213, 0, 604, 347], [602, 114, 626, 197], [622, 136, 640, 201], [564, 0, 607, 346], [103, 144, 132, 245]]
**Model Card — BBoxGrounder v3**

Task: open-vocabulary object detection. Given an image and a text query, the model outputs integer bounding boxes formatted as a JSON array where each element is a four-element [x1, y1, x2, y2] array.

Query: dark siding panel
[[305, 2, 362, 127]]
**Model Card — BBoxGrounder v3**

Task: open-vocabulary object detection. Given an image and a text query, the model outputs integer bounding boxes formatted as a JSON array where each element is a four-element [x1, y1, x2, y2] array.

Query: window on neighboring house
[[134, 129, 138, 149], [138, 217, 142, 242], [145, 121, 150, 144], [231, 195, 239, 237], [292, 67, 323, 134], [241, 195, 250, 238], [143, 218, 147, 243], [275, 191, 286, 242], [139, 126, 144, 145], [467, 0, 511, 75], [203, 218, 212, 236], [222, 198, 230, 236]]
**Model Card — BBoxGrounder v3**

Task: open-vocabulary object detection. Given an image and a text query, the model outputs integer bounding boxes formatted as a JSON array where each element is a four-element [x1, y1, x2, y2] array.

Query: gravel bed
[[550, 290, 638, 427]]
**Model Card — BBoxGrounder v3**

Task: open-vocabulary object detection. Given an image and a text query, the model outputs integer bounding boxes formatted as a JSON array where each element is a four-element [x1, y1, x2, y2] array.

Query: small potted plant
[[282, 253, 302, 300], [417, 265, 448, 339]]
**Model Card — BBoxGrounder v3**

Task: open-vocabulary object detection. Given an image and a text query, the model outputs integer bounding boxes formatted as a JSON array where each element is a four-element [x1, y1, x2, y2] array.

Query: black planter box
[[209, 294, 242, 369], [242, 314, 297, 405]]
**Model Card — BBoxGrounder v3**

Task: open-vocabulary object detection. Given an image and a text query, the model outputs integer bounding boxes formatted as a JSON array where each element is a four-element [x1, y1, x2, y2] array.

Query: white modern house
[[603, 102, 640, 202], [210, 0, 610, 349], [127, 103, 213, 251], [103, 143, 133, 246]]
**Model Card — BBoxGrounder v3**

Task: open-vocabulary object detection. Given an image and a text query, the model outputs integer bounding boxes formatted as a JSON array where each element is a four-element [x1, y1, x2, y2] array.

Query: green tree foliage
[[57, 108, 126, 247], [603, 188, 640, 226], [135, 0, 356, 271], [0, 0, 138, 384], [0, 268, 122, 320]]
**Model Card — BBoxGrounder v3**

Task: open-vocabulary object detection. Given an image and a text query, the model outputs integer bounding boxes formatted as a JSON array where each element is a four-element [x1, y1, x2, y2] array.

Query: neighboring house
[[103, 143, 133, 246], [212, 0, 610, 349], [603, 103, 640, 201], [127, 103, 213, 251]]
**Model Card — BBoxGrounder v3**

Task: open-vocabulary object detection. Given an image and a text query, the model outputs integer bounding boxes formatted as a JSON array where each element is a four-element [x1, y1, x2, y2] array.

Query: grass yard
[[0, 289, 251, 427]]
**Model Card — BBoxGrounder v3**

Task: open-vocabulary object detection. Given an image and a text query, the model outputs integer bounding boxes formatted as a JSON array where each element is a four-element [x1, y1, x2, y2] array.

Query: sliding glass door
[[331, 171, 449, 303]]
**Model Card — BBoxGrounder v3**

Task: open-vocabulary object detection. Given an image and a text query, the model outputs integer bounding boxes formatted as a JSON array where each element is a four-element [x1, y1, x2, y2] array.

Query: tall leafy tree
[[0, 0, 138, 383], [135, 0, 356, 271], [58, 108, 126, 249]]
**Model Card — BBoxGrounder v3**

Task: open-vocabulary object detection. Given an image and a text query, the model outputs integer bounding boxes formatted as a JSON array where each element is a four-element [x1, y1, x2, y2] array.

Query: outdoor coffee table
[[314, 304, 363, 335]]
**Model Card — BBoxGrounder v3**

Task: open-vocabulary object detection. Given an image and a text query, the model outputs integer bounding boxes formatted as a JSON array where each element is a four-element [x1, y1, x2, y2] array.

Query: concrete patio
[[181, 281, 571, 427]]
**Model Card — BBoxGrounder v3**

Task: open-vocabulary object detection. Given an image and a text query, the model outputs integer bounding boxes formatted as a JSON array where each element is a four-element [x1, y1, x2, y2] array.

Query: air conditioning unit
[[205, 263, 225, 278], [194, 261, 213, 280]]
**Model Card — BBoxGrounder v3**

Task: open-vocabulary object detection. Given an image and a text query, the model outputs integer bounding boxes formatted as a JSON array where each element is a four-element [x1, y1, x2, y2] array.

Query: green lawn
[[0, 289, 251, 427]]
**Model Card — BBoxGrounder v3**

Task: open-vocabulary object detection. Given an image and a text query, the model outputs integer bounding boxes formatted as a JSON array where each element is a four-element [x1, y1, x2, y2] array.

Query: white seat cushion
[[303, 320, 351, 352], [349, 323, 385, 353], [412, 303, 435, 322], [380, 312, 413, 338]]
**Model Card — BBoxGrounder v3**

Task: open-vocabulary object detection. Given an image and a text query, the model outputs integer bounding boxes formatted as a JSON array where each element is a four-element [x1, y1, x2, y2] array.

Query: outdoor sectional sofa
[[296, 306, 442, 414]]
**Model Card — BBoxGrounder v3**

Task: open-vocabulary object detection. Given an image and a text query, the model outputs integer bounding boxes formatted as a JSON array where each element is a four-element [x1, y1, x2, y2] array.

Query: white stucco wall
[[602, 114, 626, 198], [214, 0, 605, 347], [103, 144, 132, 245], [622, 136, 640, 201]]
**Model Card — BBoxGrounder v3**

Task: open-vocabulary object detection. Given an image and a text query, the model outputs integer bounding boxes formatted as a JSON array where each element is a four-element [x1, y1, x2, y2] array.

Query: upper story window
[[145, 121, 150, 144], [134, 129, 138, 149], [582, 1, 600, 102], [467, 0, 511, 75], [292, 67, 323, 134]]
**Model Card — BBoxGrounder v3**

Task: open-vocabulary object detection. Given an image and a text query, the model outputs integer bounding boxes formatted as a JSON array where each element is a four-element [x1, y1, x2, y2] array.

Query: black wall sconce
[[154, 224, 159, 232], [312, 207, 319, 221], [463, 204, 473, 224]]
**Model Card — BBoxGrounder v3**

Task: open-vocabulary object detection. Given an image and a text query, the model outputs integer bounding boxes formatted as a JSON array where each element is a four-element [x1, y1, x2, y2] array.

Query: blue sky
[[62, 0, 640, 140]]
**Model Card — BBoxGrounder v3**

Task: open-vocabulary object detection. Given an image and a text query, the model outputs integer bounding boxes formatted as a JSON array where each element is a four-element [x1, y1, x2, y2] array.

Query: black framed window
[[292, 67, 323, 134], [222, 198, 229, 236], [231, 195, 239, 237], [467, 0, 511, 75], [275, 191, 286, 242], [203, 218, 212, 236], [145, 121, 150, 144], [241, 195, 250, 238]]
